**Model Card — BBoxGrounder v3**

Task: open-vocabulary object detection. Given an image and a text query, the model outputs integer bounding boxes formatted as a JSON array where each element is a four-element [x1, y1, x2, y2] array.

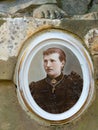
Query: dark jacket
[[29, 71, 83, 114]]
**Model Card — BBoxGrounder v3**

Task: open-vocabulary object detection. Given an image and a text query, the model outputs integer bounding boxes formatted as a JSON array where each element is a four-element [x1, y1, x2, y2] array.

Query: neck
[[47, 73, 63, 79]]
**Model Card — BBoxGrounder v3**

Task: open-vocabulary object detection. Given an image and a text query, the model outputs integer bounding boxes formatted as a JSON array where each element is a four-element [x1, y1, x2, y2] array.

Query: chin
[[47, 73, 54, 77]]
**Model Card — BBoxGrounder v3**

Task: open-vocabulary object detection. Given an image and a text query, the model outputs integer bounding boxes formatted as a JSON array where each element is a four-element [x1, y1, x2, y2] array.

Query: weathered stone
[[0, 18, 61, 80], [0, 81, 50, 130], [94, 0, 98, 4], [1, 0, 98, 18], [0, 0, 60, 17], [0, 0, 57, 14], [32, 4, 67, 19], [0, 1, 97, 130], [0, 19, 5, 25], [84, 28, 98, 79], [90, 3, 98, 13], [0, 18, 61, 61], [72, 12, 98, 20], [0, 81, 98, 130], [0, 57, 17, 80], [57, 0, 91, 15], [0, 17, 98, 81], [84, 28, 98, 55], [93, 55, 98, 79]]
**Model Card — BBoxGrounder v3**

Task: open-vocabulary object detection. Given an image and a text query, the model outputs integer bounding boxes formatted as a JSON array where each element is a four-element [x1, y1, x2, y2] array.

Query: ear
[[61, 60, 65, 67]]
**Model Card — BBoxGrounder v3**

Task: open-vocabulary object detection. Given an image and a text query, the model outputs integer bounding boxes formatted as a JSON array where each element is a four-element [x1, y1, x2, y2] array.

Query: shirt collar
[[46, 73, 64, 85]]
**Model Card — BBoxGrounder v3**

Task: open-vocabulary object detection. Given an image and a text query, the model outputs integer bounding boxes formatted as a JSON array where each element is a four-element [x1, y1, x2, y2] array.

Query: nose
[[46, 61, 51, 67]]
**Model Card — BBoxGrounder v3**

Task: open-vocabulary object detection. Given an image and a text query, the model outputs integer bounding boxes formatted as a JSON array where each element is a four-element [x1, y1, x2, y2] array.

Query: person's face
[[43, 53, 65, 78]]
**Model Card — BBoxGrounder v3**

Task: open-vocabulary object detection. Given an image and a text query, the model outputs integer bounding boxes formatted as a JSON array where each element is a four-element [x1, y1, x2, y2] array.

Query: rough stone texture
[[84, 28, 98, 79], [57, 0, 91, 15], [0, 17, 98, 80], [0, 18, 61, 79], [89, 4, 98, 12], [60, 19, 98, 80], [32, 4, 67, 19], [0, 57, 17, 79], [0, 18, 97, 129], [0, 1, 98, 129], [1, 0, 98, 17], [0, 81, 98, 130], [58, 0, 98, 15], [0, 18, 61, 61], [93, 0, 98, 3], [93, 55, 98, 79], [72, 12, 98, 20], [0, 81, 52, 130], [84, 28, 98, 55], [0, 0, 57, 14]]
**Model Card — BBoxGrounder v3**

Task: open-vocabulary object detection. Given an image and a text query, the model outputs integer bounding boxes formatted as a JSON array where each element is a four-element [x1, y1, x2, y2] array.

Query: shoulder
[[66, 71, 83, 81], [29, 77, 46, 88], [29, 78, 46, 94], [65, 71, 83, 99], [64, 71, 83, 90]]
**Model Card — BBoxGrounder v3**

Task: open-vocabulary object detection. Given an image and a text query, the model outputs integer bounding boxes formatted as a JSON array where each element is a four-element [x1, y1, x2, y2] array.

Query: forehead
[[43, 53, 60, 60]]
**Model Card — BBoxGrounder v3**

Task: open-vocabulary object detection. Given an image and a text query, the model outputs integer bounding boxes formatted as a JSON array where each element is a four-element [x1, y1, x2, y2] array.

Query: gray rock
[[57, 0, 91, 15], [1, 0, 98, 17], [88, 4, 98, 12], [0, 0, 68, 19], [32, 4, 67, 19], [0, 0, 57, 14], [93, 0, 98, 4]]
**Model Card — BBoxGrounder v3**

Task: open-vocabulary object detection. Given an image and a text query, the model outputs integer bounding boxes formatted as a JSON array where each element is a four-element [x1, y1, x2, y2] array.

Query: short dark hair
[[43, 47, 66, 62]]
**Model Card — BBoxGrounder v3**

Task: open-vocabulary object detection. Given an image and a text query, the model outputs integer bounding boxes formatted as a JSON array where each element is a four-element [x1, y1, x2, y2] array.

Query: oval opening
[[14, 29, 95, 125]]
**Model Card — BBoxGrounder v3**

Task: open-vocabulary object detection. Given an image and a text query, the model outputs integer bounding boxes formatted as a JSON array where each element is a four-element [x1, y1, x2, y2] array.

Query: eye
[[44, 60, 47, 63], [50, 59, 55, 62]]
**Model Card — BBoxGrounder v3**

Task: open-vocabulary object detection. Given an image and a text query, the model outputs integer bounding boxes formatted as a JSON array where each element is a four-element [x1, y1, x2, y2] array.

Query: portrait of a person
[[29, 47, 83, 114]]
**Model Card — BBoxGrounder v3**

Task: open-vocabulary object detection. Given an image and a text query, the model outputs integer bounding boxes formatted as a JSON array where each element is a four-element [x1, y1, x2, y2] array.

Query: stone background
[[0, 0, 98, 130], [0, 18, 98, 130], [0, 81, 98, 130]]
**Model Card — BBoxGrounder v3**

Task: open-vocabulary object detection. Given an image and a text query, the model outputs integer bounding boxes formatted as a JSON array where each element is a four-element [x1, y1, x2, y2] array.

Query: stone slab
[[0, 81, 98, 130], [0, 18, 98, 80]]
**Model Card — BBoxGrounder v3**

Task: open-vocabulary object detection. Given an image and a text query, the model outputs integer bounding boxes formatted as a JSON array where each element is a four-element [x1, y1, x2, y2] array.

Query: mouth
[[46, 69, 53, 72]]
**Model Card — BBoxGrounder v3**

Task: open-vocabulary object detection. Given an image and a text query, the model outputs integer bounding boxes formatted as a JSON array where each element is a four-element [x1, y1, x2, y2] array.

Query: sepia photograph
[[28, 46, 83, 114]]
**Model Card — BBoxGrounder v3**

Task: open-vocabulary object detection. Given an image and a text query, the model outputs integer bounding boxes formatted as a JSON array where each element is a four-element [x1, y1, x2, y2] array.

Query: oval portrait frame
[[15, 29, 94, 125]]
